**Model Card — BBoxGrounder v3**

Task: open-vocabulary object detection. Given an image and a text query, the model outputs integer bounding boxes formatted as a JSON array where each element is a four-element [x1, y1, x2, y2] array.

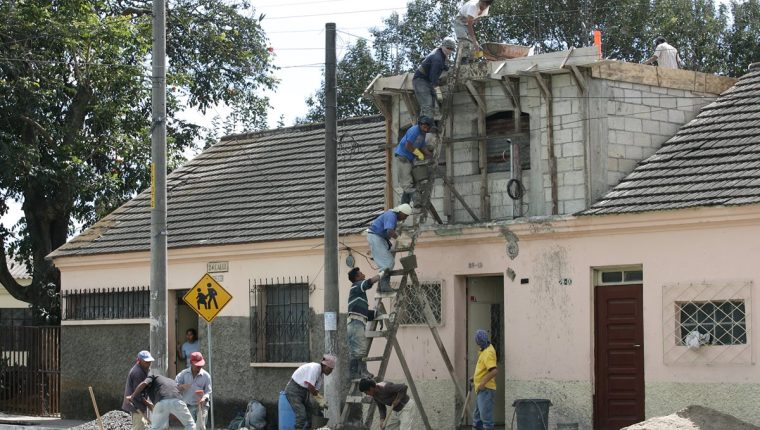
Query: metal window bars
[[392, 281, 442, 325], [61, 286, 150, 320], [249, 277, 310, 363], [678, 300, 747, 346]]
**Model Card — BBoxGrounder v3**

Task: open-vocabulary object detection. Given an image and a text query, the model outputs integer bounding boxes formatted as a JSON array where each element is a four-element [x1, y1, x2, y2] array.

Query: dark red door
[[594, 284, 644, 430]]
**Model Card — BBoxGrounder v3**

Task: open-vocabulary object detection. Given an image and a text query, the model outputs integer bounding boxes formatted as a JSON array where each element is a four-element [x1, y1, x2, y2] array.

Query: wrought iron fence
[[394, 281, 442, 325], [62, 286, 150, 320], [249, 278, 310, 363], [0, 326, 60, 416]]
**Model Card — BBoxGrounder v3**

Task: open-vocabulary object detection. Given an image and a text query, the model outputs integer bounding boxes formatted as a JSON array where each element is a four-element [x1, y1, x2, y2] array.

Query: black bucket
[[512, 399, 552, 430]]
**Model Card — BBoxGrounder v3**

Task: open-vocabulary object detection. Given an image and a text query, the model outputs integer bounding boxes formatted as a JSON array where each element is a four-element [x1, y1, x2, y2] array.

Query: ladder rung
[[373, 313, 390, 320], [387, 269, 406, 276], [345, 395, 366, 403], [392, 246, 413, 253], [365, 331, 388, 338], [363, 356, 384, 362]]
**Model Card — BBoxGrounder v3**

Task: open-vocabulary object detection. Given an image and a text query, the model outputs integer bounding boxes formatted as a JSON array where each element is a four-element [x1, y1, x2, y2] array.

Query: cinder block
[[617, 130, 635, 145], [619, 158, 638, 172], [651, 86, 668, 95], [659, 96, 676, 109], [554, 129, 573, 144], [557, 157, 574, 172], [641, 93, 660, 107], [642, 120, 660, 134], [572, 128, 585, 142], [636, 133, 653, 148], [561, 113, 582, 126], [490, 179, 509, 192], [563, 199, 587, 214], [668, 109, 686, 124], [608, 116, 625, 130], [609, 144, 625, 158], [607, 171, 625, 186], [667, 88, 685, 97], [608, 157, 619, 171], [615, 82, 633, 89], [651, 109, 668, 122], [558, 185, 574, 200], [624, 118, 643, 132], [562, 141, 584, 157], [625, 145, 643, 160], [563, 170, 585, 185], [553, 100, 573, 116], [573, 156, 585, 170], [453, 162, 478, 176], [624, 89, 642, 104], [557, 85, 579, 99]]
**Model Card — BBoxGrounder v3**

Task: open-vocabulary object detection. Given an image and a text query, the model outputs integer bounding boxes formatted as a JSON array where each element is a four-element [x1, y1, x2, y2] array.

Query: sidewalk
[[0, 413, 84, 430]]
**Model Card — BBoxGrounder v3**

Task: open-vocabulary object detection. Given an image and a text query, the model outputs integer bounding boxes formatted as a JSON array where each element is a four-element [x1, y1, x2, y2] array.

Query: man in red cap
[[176, 351, 212, 429], [284, 355, 335, 429]]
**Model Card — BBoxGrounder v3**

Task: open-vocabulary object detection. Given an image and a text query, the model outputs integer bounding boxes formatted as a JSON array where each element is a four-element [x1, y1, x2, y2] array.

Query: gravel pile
[[70, 410, 132, 430], [622, 405, 760, 430]]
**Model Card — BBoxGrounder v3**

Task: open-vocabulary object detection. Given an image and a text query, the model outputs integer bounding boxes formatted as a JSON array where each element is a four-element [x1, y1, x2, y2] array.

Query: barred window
[[394, 281, 442, 325], [0, 308, 35, 326], [62, 287, 150, 320], [678, 301, 747, 346], [250, 278, 310, 363]]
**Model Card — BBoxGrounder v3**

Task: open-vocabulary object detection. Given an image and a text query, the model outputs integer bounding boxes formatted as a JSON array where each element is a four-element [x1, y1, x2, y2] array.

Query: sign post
[[183, 274, 233, 430]]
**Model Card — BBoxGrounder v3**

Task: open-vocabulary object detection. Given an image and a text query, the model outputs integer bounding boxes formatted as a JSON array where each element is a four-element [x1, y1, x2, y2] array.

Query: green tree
[[0, 0, 276, 323], [724, 0, 760, 77], [302, 38, 389, 123]]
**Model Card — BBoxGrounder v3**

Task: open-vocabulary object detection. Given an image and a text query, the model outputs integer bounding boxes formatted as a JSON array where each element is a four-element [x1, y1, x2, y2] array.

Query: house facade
[[49, 51, 759, 430]]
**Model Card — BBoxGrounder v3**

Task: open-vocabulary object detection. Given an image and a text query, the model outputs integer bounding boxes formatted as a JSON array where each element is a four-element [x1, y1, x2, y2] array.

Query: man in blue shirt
[[395, 117, 434, 205], [346, 267, 381, 379], [413, 37, 456, 119], [367, 204, 412, 296]]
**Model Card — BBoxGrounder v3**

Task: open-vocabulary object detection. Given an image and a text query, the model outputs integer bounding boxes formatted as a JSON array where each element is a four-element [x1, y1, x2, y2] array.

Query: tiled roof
[[50, 116, 387, 258], [5, 257, 30, 280], [583, 68, 760, 215]]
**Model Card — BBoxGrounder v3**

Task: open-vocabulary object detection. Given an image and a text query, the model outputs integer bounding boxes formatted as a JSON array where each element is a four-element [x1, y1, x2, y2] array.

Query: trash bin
[[512, 399, 552, 430]]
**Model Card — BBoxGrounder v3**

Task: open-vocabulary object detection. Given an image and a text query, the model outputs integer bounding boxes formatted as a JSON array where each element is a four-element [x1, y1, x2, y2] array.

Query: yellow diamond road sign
[[183, 274, 232, 323]]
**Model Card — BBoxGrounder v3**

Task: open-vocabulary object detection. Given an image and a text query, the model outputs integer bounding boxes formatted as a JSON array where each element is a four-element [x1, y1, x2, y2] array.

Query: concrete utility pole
[[149, 0, 168, 376], [323, 22, 341, 426]]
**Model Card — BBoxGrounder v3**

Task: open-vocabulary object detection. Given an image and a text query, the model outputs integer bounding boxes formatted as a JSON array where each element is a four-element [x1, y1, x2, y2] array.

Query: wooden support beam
[[559, 46, 575, 69], [402, 92, 418, 122], [499, 77, 521, 112], [363, 73, 383, 97], [475, 81, 490, 220], [533, 72, 559, 215], [568, 65, 588, 94], [465, 81, 486, 113], [439, 172, 481, 222], [392, 337, 433, 430]]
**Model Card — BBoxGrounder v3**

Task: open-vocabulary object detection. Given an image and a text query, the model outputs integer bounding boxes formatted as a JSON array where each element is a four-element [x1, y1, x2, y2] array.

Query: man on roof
[[413, 37, 457, 120]]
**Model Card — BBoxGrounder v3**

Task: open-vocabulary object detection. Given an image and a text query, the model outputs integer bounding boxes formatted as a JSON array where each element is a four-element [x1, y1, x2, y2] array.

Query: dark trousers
[[285, 379, 316, 429]]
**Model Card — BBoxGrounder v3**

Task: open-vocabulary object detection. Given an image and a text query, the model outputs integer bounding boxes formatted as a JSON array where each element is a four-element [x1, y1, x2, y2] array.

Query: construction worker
[[126, 374, 196, 430], [284, 355, 335, 429], [366, 204, 413, 296], [122, 350, 154, 430], [413, 37, 456, 120], [175, 351, 212, 429], [643, 36, 682, 69], [453, 0, 492, 63], [395, 117, 434, 205], [347, 267, 382, 380], [358, 378, 418, 430], [472, 329, 498, 430]]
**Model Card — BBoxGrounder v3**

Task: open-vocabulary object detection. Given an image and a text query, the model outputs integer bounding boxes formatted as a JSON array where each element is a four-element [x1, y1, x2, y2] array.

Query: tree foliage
[[302, 39, 389, 123], [0, 0, 276, 322]]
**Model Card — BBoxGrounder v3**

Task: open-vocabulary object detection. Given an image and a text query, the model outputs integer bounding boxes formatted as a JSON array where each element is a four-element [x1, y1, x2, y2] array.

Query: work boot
[[376, 274, 397, 297], [401, 191, 413, 205], [359, 361, 374, 379]]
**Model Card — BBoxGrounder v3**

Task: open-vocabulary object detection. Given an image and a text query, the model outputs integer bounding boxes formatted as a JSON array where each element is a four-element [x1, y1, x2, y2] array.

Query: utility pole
[[323, 22, 340, 426], [150, 0, 168, 376]]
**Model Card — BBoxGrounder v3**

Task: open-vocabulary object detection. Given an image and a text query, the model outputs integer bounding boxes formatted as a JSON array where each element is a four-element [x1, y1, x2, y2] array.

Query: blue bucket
[[278, 391, 309, 430]]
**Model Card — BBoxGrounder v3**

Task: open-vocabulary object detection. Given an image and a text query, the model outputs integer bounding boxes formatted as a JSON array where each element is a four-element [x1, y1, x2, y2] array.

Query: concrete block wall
[[605, 81, 713, 188]]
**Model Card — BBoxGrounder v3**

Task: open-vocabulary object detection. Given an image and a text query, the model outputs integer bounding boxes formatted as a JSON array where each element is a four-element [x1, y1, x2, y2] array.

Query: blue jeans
[[347, 319, 368, 359], [367, 233, 394, 290], [473, 388, 495, 430]]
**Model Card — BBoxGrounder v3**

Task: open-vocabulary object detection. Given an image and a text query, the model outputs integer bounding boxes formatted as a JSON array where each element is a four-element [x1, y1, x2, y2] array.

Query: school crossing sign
[[183, 273, 232, 322]]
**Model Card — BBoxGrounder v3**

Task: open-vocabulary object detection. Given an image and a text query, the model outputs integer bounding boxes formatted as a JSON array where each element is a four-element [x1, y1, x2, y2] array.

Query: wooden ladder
[[338, 47, 469, 429]]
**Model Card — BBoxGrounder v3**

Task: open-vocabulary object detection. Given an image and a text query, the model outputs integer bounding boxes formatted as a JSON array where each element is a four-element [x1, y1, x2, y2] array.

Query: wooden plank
[[363, 73, 383, 96], [490, 46, 599, 78], [476, 81, 490, 220], [440, 173, 480, 222], [568, 65, 588, 94], [588, 60, 736, 95], [392, 337, 433, 430], [533, 72, 559, 215], [465, 81, 486, 113], [559, 46, 575, 69]]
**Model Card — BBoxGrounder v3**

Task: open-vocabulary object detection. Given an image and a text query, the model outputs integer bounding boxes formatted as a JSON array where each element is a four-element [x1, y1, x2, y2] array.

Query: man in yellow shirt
[[472, 329, 498, 430]]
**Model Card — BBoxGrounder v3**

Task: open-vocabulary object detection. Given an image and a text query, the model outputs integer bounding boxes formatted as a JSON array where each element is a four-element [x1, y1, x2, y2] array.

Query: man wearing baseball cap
[[121, 350, 154, 430], [284, 355, 336, 429], [176, 351, 212, 429], [366, 204, 412, 296]]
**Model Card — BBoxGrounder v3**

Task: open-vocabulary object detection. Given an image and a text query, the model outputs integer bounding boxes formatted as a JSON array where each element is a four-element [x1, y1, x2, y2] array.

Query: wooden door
[[594, 284, 644, 430]]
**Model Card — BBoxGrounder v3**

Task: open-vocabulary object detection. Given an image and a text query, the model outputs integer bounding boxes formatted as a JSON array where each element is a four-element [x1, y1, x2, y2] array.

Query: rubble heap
[[623, 405, 760, 430]]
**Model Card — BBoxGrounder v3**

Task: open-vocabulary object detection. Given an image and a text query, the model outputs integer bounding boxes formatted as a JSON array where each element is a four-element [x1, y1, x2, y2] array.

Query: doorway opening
[[466, 275, 505, 426], [175, 289, 199, 375]]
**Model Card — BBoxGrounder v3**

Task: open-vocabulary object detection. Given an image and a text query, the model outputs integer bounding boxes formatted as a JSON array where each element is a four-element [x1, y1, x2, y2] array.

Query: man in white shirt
[[453, 0, 492, 63], [284, 355, 335, 429], [644, 36, 682, 69], [175, 352, 212, 429]]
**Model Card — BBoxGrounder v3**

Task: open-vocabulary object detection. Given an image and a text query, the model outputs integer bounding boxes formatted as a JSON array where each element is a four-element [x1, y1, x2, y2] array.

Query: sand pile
[[623, 405, 759, 430]]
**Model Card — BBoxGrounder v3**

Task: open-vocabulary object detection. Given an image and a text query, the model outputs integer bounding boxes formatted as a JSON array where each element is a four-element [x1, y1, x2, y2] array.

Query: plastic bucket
[[278, 391, 296, 430], [412, 164, 429, 183], [512, 399, 552, 430]]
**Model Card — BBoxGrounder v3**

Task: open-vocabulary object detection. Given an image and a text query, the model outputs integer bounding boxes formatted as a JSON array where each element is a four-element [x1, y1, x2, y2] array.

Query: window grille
[[249, 278, 310, 363], [677, 301, 746, 345], [61, 286, 149, 320], [0, 308, 35, 326], [662, 280, 752, 365], [393, 281, 442, 325]]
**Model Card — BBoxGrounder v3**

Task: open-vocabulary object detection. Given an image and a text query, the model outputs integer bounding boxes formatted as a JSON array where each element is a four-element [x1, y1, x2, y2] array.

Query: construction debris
[[69, 410, 132, 430], [622, 405, 759, 430]]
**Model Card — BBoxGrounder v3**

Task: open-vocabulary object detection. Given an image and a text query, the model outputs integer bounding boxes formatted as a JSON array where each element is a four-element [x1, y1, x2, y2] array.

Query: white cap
[[394, 203, 413, 215]]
